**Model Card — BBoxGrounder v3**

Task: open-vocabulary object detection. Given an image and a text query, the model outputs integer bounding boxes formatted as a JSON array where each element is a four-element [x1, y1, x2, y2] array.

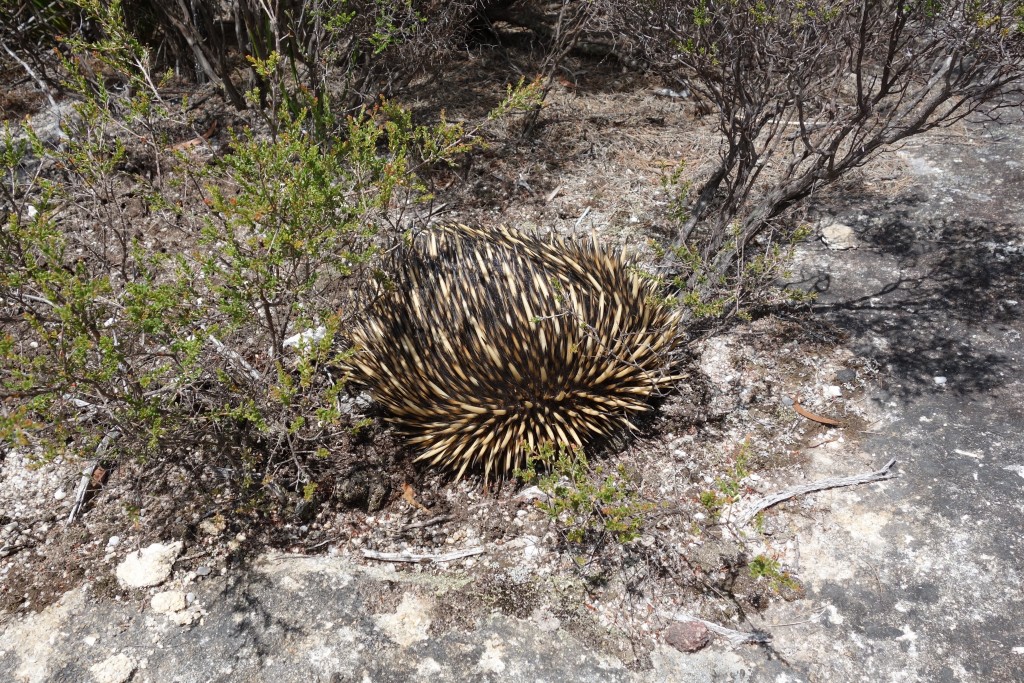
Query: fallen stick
[[362, 547, 484, 564], [65, 461, 98, 528], [65, 429, 120, 527], [735, 458, 897, 528], [659, 611, 771, 646]]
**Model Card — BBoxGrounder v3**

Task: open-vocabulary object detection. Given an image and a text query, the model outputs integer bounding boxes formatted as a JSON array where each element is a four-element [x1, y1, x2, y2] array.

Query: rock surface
[[0, 555, 753, 682]]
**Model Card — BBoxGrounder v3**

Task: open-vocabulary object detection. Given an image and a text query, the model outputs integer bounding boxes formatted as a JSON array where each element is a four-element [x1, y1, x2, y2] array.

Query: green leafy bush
[[0, 3, 476, 506], [698, 439, 751, 519], [516, 443, 654, 547]]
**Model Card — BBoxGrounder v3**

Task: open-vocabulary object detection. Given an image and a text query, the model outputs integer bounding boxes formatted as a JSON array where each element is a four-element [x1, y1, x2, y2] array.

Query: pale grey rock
[[373, 592, 432, 647], [198, 516, 226, 536], [88, 653, 135, 683], [150, 590, 186, 614], [821, 222, 858, 250], [115, 541, 182, 588]]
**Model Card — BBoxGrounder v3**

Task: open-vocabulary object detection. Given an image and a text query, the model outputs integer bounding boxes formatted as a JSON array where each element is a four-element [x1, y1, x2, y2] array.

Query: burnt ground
[[1, 45, 1023, 683]]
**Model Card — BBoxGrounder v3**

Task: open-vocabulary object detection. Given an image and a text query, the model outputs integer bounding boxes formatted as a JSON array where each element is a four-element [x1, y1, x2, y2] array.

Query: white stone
[[821, 223, 858, 250], [416, 658, 443, 677], [531, 606, 561, 632], [823, 385, 843, 398], [198, 516, 226, 536], [115, 541, 182, 588], [477, 636, 507, 674], [282, 326, 327, 349], [53, 489, 66, 501], [933, 376, 947, 385], [151, 590, 186, 614], [89, 653, 136, 683], [373, 592, 432, 647], [512, 486, 549, 503], [170, 609, 200, 626]]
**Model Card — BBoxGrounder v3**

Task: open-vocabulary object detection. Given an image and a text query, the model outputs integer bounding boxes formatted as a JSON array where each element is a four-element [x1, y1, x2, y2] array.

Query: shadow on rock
[[797, 211, 1023, 400]]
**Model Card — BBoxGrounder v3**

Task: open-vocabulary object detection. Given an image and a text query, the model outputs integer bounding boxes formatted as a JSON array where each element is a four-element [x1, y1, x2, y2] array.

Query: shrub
[[602, 0, 1024, 318], [516, 443, 655, 548], [0, 3, 478, 506]]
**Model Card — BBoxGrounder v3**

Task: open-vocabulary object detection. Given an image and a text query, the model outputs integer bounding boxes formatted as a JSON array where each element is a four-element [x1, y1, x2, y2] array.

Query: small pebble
[[823, 385, 842, 398], [780, 396, 794, 406], [196, 566, 211, 577], [53, 489, 66, 501], [933, 376, 947, 385], [836, 369, 857, 383], [664, 621, 711, 652]]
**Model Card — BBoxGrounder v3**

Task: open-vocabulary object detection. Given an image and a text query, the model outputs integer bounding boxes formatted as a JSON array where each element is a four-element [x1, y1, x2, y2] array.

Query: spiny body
[[347, 224, 680, 480]]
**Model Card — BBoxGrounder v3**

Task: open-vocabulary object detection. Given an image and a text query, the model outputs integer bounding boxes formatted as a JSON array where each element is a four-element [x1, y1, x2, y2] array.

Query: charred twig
[[402, 515, 451, 531]]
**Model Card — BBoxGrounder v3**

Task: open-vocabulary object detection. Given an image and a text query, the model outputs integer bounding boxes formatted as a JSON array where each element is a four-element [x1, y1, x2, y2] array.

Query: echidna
[[347, 224, 680, 480]]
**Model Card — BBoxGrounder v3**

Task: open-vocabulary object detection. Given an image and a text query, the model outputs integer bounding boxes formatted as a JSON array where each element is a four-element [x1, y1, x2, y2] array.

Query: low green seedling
[[515, 442, 653, 546]]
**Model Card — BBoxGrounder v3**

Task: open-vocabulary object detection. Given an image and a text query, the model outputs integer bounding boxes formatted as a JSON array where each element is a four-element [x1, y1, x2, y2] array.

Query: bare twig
[[361, 547, 484, 564], [0, 39, 58, 109], [208, 335, 262, 382], [574, 206, 592, 230], [734, 458, 897, 528]]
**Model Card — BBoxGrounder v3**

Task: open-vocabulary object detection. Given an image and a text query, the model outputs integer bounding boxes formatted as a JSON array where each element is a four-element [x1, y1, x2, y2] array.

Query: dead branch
[[361, 547, 485, 563], [735, 458, 897, 528], [65, 428, 121, 527]]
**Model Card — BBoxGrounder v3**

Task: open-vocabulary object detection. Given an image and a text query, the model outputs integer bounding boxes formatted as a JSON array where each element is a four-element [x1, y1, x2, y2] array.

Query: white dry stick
[[735, 458, 897, 528], [65, 461, 98, 527], [574, 206, 592, 230], [65, 430, 121, 526], [208, 335, 262, 382], [362, 547, 484, 564], [659, 611, 771, 646], [0, 40, 58, 109]]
